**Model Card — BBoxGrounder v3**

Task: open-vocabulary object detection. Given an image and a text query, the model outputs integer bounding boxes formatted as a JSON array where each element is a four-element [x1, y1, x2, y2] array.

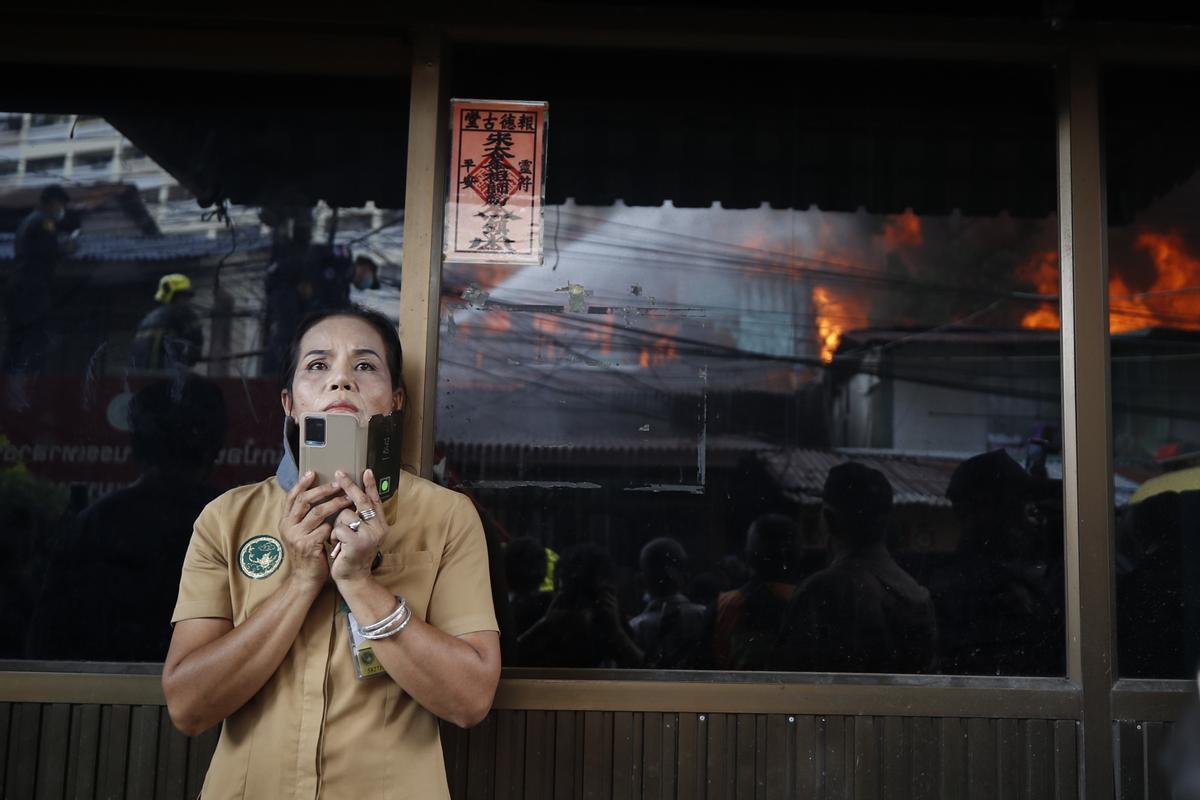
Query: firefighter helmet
[[154, 273, 193, 304]]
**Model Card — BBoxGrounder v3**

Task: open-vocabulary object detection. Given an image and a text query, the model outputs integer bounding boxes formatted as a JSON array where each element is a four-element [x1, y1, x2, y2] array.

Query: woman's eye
[[355, 362, 376, 371], [306, 361, 327, 371]]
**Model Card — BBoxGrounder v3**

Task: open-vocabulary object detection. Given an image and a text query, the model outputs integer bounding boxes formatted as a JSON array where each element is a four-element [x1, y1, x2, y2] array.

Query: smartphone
[[298, 413, 368, 489], [367, 411, 402, 501]]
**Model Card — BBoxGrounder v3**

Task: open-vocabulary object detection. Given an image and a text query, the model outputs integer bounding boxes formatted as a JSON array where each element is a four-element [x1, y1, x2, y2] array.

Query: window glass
[[0, 70, 408, 662], [1107, 67, 1200, 679], [438, 48, 1067, 675]]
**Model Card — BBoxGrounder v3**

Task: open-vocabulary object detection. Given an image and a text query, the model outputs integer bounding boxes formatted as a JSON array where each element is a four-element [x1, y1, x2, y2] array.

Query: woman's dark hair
[[280, 306, 405, 396]]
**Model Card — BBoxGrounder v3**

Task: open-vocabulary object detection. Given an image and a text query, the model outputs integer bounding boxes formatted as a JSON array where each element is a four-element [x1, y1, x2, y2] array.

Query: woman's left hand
[[329, 468, 386, 584]]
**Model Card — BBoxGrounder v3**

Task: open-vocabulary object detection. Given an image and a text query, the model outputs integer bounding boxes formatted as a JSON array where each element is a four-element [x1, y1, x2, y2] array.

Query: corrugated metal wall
[[6, 701, 1186, 799]]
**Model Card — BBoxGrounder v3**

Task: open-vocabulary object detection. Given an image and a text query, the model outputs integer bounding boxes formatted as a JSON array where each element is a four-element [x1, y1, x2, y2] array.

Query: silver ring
[[347, 520, 362, 532], [358, 508, 378, 522]]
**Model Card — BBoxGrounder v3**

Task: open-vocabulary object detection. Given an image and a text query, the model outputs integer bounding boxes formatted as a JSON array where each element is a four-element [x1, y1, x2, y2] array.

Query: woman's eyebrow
[[351, 348, 383, 359], [302, 349, 330, 360]]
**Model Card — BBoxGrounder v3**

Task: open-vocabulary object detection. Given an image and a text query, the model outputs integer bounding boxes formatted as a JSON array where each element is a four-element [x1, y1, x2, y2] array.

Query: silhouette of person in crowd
[[771, 462, 937, 673], [506, 536, 552, 640], [713, 514, 803, 670], [29, 375, 227, 660], [928, 449, 1063, 675], [518, 543, 643, 668], [4, 184, 72, 368], [3, 184, 77, 407], [628, 537, 707, 669]]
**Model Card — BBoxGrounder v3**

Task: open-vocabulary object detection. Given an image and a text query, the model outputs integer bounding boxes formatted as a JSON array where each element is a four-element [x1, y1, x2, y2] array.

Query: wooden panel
[[611, 711, 634, 800], [522, 709, 554, 800], [0, 700, 1097, 800], [155, 706, 188, 800], [795, 715, 818, 799], [854, 715, 880, 800], [493, 710, 525, 800], [1115, 721, 1144, 800], [35, 703, 70, 800], [660, 713, 676, 799], [7, 702, 42, 800], [66, 704, 101, 800], [677, 712, 700, 800], [126, 704, 161, 800], [1143, 722, 1169, 800], [966, 717, 998, 800], [582, 711, 612, 800], [466, 709, 497, 800], [493, 677, 1081, 719], [763, 715, 789, 800], [735, 714, 756, 799], [909, 716, 938, 800], [640, 711, 661, 800], [1052, 720, 1077, 800], [704, 714, 726, 800], [1024, 719, 1052, 800], [553, 710, 577, 800], [882, 716, 910, 800], [939, 718, 967, 800], [1112, 720, 1175, 800], [0, 702, 10, 792], [994, 718, 1023, 800], [824, 715, 849, 800]]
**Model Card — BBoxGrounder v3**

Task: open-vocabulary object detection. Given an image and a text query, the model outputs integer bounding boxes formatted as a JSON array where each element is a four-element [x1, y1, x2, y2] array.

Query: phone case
[[298, 413, 368, 488], [367, 411, 403, 501]]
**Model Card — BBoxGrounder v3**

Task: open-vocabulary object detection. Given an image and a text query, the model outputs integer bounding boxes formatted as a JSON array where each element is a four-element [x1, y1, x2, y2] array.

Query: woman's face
[[281, 315, 403, 425]]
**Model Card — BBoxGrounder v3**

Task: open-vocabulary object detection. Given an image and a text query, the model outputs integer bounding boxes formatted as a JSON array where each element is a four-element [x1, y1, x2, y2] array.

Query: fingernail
[[305, 470, 314, 477]]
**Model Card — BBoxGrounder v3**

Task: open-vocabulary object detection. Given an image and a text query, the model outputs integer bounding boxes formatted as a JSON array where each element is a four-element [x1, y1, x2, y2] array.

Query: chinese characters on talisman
[[445, 100, 548, 265]]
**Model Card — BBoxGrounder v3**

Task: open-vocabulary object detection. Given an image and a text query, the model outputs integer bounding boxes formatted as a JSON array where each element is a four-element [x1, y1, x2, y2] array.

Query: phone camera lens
[[304, 416, 326, 446]]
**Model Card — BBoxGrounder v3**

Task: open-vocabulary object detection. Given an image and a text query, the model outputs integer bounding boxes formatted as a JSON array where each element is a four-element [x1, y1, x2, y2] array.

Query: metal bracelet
[[361, 602, 411, 640], [360, 596, 408, 634]]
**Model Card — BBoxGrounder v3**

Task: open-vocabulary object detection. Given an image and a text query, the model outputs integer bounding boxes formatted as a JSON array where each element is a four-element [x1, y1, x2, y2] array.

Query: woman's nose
[[329, 381, 353, 391]]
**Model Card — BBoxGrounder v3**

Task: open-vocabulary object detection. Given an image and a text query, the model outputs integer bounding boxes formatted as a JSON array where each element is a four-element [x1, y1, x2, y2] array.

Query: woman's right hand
[[279, 471, 353, 588]]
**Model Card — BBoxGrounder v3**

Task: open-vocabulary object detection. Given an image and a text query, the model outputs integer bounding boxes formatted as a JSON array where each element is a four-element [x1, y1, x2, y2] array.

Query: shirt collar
[[276, 417, 300, 491]]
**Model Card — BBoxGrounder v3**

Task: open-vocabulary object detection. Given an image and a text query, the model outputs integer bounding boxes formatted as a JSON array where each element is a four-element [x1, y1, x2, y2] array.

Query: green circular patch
[[238, 535, 283, 580]]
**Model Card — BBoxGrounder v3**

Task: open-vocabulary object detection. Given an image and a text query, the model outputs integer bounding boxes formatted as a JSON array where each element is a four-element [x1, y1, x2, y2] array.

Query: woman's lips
[[324, 403, 359, 413]]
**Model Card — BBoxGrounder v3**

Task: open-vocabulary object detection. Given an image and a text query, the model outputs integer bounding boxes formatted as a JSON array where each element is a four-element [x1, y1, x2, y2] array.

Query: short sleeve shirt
[[172, 470, 498, 800]]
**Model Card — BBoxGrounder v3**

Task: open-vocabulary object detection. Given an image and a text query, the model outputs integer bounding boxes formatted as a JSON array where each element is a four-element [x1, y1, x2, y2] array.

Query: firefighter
[[130, 273, 204, 371]]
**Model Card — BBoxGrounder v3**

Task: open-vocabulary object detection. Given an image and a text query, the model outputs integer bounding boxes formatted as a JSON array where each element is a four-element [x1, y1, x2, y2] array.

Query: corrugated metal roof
[[759, 448, 962, 507], [0, 230, 270, 262]]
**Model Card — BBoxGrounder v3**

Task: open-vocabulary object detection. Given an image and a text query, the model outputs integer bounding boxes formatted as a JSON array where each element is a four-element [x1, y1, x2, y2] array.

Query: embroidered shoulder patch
[[238, 535, 284, 579]]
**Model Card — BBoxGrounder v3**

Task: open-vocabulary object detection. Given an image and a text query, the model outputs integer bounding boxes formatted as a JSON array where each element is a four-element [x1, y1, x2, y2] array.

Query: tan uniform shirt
[[172, 471, 498, 800]]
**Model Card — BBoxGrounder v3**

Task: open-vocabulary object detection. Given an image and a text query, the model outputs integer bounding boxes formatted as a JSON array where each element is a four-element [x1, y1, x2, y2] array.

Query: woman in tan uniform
[[163, 307, 501, 799]]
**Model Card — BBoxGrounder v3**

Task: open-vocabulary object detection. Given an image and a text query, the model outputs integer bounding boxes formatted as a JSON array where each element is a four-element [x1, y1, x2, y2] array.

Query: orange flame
[[813, 286, 867, 363], [1114, 231, 1200, 333], [883, 210, 923, 249], [638, 321, 680, 368], [1019, 232, 1200, 333], [1018, 250, 1060, 330]]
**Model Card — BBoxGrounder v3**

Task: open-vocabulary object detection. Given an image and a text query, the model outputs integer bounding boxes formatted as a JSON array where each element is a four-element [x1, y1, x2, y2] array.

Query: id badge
[[346, 609, 386, 679]]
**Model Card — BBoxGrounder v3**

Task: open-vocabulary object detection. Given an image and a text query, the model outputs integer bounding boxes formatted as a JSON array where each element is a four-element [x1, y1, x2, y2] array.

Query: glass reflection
[[1106, 68, 1200, 680], [0, 109, 404, 661], [437, 198, 1067, 675]]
